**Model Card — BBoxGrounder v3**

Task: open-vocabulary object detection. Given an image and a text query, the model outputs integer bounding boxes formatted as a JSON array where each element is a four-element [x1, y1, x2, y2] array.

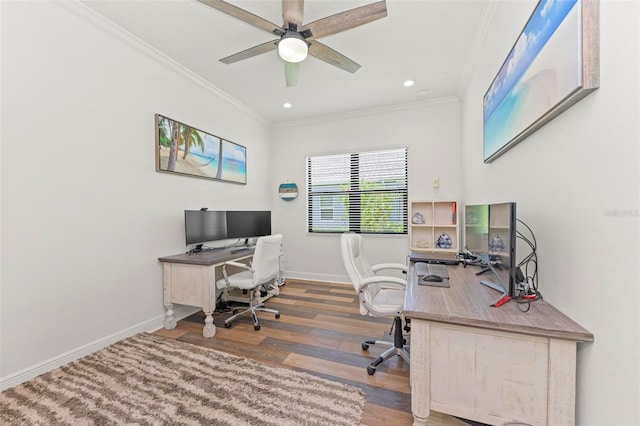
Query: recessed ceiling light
[[403, 80, 415, 87], [283, 102, 292, 108]]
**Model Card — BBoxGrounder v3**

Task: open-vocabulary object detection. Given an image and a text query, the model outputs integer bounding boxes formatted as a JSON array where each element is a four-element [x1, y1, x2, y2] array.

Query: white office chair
[[340, 233, 410, 375], [216, 234, 283, 330]]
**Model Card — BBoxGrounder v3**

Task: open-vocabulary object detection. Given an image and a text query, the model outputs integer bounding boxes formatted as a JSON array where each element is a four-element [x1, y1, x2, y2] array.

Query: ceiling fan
[[197, 0, 388, 86]]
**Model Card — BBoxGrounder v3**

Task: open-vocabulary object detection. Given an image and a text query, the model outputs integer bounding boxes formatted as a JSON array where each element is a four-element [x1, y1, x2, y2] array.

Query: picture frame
[[483, 0, 599, 163], [155, 114, 247, 184]]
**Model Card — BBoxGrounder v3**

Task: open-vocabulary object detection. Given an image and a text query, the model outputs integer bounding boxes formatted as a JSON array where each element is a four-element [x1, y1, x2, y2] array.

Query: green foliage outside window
[[338, 181, 405, 234]]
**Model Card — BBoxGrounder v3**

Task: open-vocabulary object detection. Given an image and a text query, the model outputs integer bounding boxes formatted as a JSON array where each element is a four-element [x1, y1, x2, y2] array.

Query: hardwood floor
[[154, 279, 469, 426]]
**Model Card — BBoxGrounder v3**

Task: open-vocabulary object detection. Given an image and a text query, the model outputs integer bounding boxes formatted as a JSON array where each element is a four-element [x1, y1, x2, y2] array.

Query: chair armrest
[[224, 260, 252, 271], [220, 261, 253, 287], [358, 276, 405, 317], [360, 275, 407, 289], [371, 263, 407, 274]]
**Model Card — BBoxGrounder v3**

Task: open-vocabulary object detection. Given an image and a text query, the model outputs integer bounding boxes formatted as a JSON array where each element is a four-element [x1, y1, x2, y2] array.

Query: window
[[307, 148, 408, 234]]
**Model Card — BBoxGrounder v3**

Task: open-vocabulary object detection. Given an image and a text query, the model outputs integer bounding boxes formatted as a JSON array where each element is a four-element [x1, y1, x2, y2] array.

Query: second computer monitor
[[488, 202, 517, 296], [226, 210, 272, 240], [464, 202, 517, 296], [464, 204, 489, 256]]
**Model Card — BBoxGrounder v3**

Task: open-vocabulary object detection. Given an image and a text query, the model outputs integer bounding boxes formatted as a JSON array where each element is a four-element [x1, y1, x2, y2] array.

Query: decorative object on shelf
[[483, 0, 599, 163], [412, 212, 425, 224], [416, 240, 429, 249], [155, 114, 247, 184], [489, 234, 505, 252], [278, 182, 298, 201], [435, 232, 452, 249], [451, 202, 457, 225]]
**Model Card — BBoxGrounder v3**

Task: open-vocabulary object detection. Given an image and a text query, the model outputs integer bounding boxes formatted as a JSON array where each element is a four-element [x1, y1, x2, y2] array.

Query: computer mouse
[[422, 274, 443, 283]]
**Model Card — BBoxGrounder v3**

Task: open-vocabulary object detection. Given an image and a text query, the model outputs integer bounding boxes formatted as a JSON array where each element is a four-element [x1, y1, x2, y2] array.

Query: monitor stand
[[478, 261, 511, 308], [188, 244, 204, 255], [479, 279, 506, 293], [187, 244, 224, 255], [475, 257, 504, 276], [491, 293, 512, 307]]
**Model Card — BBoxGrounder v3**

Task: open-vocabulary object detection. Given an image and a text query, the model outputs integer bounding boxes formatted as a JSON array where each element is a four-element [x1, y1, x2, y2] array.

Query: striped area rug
[[0, 333, 366, 425]]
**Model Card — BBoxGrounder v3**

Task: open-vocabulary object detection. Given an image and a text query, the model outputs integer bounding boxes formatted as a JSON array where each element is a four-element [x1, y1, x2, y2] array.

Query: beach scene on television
[[483, 0, 581, 162], [156, 115, 247, 184]]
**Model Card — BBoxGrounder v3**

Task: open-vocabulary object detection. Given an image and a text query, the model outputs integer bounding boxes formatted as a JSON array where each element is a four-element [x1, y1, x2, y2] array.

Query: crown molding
[[58, 1, 271, 127], [456, 1, 499, 97], [273, 96, 461, 129]]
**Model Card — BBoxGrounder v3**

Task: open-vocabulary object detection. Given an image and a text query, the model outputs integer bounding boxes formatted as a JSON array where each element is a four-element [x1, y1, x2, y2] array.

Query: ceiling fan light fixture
[[278, 31, 308, 63]]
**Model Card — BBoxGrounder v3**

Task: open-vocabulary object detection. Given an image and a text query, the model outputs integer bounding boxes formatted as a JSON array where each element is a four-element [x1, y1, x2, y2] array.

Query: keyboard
[[230, 247, 252, 254], [414, 262, 449, 279]]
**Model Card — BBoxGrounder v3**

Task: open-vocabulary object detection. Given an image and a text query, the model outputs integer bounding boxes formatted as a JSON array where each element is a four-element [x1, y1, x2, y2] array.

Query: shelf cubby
[[409, 200, 459, 253]]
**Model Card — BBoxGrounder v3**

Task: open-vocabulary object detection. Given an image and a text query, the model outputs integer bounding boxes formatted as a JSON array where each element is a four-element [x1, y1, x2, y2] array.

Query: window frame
[[306, 148, 408, 235]]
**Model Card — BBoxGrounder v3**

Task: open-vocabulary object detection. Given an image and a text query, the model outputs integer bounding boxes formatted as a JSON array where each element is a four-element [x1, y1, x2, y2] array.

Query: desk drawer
[[163, 263, 214, 308]]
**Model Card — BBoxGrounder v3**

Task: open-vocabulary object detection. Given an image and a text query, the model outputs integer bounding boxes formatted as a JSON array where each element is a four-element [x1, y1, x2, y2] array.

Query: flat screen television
[[226, 210, 272, 240], [464, 202, 517, 297], [184, 210, 227, 246]]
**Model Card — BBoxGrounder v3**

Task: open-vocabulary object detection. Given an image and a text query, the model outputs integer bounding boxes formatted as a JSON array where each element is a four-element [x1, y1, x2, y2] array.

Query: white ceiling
[[82, 0, 493, 125]]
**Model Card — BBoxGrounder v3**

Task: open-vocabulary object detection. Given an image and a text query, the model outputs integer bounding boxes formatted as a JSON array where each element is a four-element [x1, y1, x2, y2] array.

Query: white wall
[[461, 1, 640, 424], [271, 99, 461, 283], [0, 1, 272, 382]]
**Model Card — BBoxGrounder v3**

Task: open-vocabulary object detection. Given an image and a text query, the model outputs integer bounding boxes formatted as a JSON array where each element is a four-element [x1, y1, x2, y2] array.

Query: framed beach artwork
[[155, 114, 247, 184], [483, 0, 599, 163]]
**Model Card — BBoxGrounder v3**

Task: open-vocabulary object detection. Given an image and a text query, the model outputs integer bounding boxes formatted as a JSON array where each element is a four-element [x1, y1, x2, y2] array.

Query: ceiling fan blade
[[284, 61, 300, 87], [197, 0, 284, 36], [308, 41, 361, 73], [302, 0, 387, 40], [220, 39, 279, 64], [283, 0, 304, 28]]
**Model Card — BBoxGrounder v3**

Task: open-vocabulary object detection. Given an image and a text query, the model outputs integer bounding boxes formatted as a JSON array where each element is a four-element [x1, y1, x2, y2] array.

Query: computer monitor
[[464, 202, 517, 297], [486, 202, 517, 296], [184, 210, 227, 246], [464, 204, 489, 256], [226, 210, 272, 241]]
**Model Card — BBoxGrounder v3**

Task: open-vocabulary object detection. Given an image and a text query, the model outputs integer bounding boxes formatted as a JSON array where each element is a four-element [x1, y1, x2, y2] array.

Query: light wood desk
[[404, 262, 593, 426], [158, 248, 255, 338]]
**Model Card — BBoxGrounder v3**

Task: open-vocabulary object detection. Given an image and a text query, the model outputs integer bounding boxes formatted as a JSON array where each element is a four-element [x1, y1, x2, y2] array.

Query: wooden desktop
[[404, 262, 593, 426]]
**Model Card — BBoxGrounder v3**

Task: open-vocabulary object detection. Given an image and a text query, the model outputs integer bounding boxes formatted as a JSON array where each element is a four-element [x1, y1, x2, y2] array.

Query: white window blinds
[[306, 148, 408, 234]]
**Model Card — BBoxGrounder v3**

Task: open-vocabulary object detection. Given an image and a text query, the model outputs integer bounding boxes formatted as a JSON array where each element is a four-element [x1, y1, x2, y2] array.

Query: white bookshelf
[[409, 200, 459, 253]]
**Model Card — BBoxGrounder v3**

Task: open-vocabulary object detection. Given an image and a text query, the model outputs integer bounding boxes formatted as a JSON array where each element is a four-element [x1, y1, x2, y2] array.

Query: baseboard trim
[[284, 271, 350, 285], [0, 305, 198, 391]]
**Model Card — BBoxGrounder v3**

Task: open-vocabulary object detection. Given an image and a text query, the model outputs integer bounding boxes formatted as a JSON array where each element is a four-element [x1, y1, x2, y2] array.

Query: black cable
[[517, 218, 537, 247], [516, 296, 532, 312], [514, 219, 541, 307]]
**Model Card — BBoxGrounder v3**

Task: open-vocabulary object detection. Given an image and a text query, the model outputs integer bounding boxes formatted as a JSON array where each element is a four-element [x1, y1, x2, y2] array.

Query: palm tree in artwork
[[157, 116, 171, 148], [180, 125, 204, 160], [215, 139, 224, 180], [167, 119, 179, 172]]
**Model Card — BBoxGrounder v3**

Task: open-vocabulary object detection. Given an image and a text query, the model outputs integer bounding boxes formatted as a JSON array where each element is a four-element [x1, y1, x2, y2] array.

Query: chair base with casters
[[222, 284, 280, 331], [362, 316, 410, 375]]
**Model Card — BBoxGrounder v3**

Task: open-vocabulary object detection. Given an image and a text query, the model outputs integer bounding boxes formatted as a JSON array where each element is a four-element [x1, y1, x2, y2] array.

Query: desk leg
[[411, 320, 431, 426], [548, 339, 577, 424], [164, 303, 177, 329], [203, 310, 216, 338]]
